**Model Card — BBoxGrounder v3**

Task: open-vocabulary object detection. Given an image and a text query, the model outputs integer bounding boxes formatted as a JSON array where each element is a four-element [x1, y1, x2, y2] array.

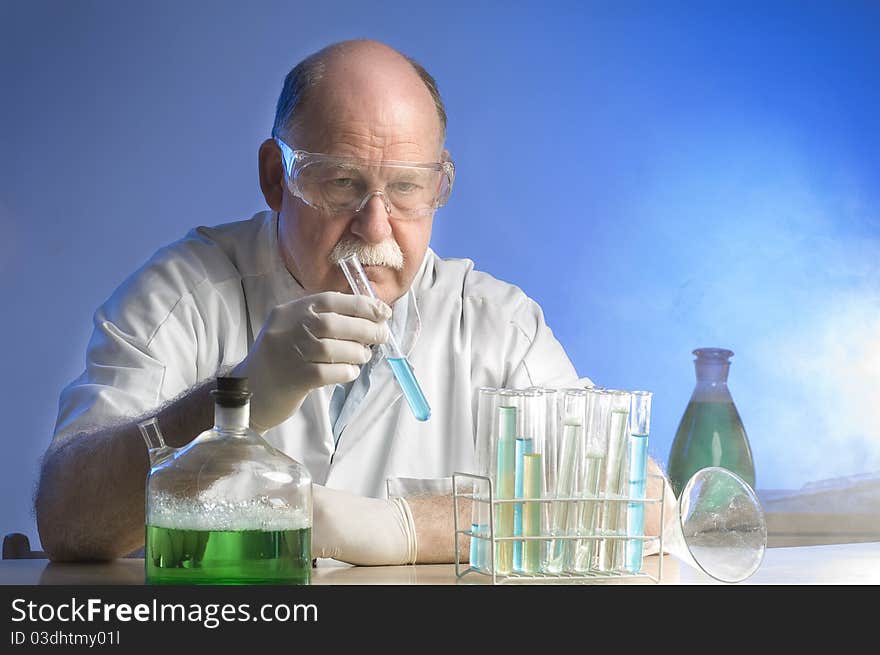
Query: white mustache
[[329, 237, 405, 270]]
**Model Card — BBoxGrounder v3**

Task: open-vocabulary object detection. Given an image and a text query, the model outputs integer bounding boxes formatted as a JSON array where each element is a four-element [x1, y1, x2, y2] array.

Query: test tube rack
[[452, 472, 667, 584]]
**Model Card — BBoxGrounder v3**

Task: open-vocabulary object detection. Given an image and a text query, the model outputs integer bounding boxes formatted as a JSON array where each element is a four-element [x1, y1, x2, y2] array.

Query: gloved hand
[[232, 291, 391, 432], [311, 484, 418, 566]]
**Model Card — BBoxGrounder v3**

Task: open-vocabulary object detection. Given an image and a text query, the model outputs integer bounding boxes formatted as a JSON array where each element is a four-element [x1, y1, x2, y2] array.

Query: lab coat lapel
[[241, 212, 306, 344], [253, 213, 336, 462]]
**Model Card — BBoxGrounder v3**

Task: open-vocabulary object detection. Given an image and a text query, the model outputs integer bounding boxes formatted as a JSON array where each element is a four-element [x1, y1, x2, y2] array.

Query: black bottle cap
[[210, 376, 251, 407]]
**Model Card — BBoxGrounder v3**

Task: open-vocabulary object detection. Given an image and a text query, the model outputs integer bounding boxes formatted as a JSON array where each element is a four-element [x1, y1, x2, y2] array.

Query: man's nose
[[349, 192, 393, 243]]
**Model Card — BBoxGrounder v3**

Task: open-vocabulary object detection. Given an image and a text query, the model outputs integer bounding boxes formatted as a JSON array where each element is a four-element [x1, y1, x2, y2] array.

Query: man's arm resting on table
[[313, 456, 674, 567], [34, 379, 216, 562], [406, 456, 674, 564], [311, 485, 471, 565]]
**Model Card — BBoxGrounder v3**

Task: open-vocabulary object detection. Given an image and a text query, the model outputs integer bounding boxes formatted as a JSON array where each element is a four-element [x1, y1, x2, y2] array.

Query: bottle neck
[[691, 363, 733, 402], [214, 403, 250, 432], [694, 361, 730, 383]]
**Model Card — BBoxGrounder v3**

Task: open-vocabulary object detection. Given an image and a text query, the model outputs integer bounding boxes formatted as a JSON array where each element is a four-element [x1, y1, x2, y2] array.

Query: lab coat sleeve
[[52, 231, 247, 446], [502, 295, 581, 389]]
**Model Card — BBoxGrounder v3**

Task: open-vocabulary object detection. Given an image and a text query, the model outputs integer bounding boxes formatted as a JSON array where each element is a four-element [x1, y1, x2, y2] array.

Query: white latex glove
[[232, 291, 391, 431], [311, 485, 418, 566]]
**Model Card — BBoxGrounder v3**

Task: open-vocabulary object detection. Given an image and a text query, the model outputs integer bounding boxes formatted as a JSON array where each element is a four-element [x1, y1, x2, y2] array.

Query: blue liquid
[[387, 357, 431, 421], [470, 523, 488, 571], [625, 433, 649, 572], [512, 437, 533, 572]]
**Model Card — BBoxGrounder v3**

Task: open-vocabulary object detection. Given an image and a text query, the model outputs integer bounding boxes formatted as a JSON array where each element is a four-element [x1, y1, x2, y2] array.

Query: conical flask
[[667, 348, 755, 498], [662, 467, 766, 583]]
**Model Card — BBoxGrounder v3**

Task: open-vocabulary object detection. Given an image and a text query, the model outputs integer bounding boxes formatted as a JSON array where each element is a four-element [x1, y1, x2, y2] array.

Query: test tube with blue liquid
[[624, 391, 653, 573], [338, 253, 431, 421], [470, 387, 499, 571]]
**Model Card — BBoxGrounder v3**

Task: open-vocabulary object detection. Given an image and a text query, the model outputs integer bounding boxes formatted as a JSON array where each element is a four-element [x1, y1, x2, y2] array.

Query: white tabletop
[[3, 541, 877, 585]]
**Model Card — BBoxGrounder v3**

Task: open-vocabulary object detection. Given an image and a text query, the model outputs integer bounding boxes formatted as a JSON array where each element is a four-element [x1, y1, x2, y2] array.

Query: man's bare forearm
[[35, 379, 216, 562], [407, 494, 472, 564]]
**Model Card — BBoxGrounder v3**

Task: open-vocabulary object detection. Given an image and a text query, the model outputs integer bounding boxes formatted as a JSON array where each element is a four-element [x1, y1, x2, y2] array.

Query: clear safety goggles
[[275, 137, 455, 220]]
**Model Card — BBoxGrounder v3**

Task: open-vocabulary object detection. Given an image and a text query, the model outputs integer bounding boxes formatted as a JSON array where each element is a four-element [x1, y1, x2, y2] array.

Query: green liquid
[[145, 526, 311, 585], [667, 400, 755, 498], [494, 437, 515, 575], [521, 453, 544, 574]]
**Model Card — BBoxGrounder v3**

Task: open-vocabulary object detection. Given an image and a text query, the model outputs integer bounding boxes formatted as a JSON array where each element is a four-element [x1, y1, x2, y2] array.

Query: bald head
[[263, 40, 451, 307], [272, 40, 446, 152]]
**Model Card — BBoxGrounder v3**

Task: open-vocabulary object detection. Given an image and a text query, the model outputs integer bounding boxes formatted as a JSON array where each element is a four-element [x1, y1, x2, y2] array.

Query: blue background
[[2, 0, 879, 549]]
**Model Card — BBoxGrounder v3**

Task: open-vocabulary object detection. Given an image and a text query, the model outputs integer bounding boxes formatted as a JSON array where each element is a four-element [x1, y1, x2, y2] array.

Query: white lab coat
[[53, 210, 582, 498]]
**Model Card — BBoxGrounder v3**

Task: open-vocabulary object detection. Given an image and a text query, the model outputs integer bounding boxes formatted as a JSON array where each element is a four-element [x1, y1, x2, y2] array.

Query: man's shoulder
[[170, 210, 272, 274], [99, 212, 271, 329], [429, 252, 531, 311], [129, 211, 271, 288]]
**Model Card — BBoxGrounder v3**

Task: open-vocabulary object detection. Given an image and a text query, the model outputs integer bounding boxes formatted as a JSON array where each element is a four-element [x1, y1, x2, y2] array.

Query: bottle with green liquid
[[667, 348, 755, 498], [139, 377, 312, 585]]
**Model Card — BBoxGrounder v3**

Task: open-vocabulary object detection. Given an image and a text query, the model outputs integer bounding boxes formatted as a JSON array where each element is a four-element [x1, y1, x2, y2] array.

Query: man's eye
[[330, 178, 355, 189], [390, 181, 418, 194]]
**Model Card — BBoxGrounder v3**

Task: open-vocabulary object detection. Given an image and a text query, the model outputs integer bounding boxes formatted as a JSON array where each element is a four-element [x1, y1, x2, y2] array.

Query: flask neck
[[694, 360, 730, 383], [691, 363, 734, 402], [214, 403, 250, 432]]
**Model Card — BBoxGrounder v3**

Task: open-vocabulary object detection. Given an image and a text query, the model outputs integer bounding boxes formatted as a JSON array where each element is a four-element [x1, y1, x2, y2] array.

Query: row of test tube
[[468, 386, 653, 578]]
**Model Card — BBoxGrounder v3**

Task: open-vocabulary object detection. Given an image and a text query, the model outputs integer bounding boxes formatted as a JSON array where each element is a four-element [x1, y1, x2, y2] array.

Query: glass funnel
[[667, 348, 755, 498], [139, 376, 312, 585], [663, 467, 766, 583]]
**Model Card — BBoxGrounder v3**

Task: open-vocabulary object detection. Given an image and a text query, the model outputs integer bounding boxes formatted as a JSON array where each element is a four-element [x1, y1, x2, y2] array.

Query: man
[[36, 40, 671, 565]]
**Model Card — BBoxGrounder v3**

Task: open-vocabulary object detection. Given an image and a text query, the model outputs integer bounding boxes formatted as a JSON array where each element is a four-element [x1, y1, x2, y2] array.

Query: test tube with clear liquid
[[625, 391, 653, 573], [596, 389, 633, 572], [569, 387, 607, 573], [544, 388, 586, 573], [338, 253, 431, 421]]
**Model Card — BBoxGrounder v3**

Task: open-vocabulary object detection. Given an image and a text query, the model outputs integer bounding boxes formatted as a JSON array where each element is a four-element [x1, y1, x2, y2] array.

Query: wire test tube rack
[[452, 471, 667, 584]]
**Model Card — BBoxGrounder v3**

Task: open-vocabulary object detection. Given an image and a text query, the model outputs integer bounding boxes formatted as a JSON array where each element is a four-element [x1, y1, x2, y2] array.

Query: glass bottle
[[139, 376, 312, 585], [666, 348, 755, 498]]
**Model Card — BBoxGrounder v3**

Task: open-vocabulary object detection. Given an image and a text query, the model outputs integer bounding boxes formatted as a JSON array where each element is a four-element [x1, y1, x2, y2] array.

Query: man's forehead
[[292, 112, 442, 161]]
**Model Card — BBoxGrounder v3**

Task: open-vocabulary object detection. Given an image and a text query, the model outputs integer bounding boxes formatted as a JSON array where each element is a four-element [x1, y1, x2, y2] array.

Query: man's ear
[[258, 138, 284, 211]]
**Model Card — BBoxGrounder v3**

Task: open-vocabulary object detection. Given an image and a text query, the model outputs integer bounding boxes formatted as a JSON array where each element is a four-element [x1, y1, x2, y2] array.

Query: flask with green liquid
[[139, 376, 312, 585], [667, 348, 755, 498]]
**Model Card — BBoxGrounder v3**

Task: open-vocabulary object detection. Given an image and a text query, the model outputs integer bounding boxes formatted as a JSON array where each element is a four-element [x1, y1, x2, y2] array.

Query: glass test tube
[[513, 389, 545, 573], [570, 387, 606, 573], [521, 452, 544, 573], [597, 389, 633, 572], [494, 402, 518, 575], [539, 388, 558, 569], [338, 253, 431, 421], [470, 387, 498, 571], [625, 391, 653, 573], [545, 388, 586, 573]]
